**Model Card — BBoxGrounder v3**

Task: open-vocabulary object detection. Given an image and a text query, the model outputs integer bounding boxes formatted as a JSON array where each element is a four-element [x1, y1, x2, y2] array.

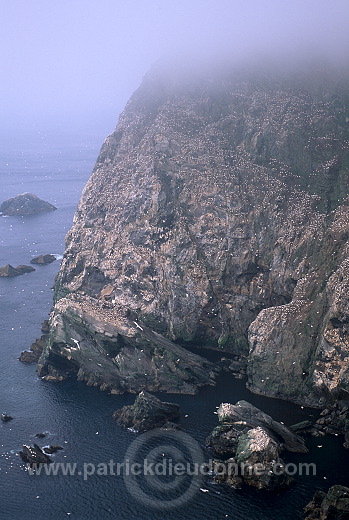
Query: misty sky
[[1, 0, 349, 138]]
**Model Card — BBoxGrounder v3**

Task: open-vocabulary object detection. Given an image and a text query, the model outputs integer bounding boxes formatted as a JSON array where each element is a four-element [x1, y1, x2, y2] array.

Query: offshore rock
[[0, 193, 56, 216], [235, 427, 292, 490], [39, 63, 349, 402], [217, 400, 308, 453], [1, 413, 13, 422], [0, 264, 35, 277], [207, 403, 294, 490], [113, 391, 180, 431], [207, 400, 307, 489], [30, 254, 56, 265], [43, 445, 63, 454], [304, 485, 349, 519], [19, 444, 52, 465]]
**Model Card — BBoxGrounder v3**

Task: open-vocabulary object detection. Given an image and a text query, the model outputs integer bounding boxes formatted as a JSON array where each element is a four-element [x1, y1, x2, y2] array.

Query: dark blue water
[[1, 133, 348, 520]]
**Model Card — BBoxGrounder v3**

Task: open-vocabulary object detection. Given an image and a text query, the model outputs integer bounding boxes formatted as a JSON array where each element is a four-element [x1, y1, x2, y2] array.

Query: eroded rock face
[[113, 391, 180, 431], [39, 63, 349, 403], [206, 423, 249, 457], [0, 193, 56, 216]]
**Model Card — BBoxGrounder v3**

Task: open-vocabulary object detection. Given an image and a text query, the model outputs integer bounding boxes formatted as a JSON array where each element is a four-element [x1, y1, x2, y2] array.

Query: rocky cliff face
[[38, 63, 349, 405]]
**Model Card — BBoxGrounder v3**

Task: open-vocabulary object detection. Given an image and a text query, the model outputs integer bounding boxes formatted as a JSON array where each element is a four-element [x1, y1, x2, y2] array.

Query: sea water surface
[[0, 132, 348, 520]]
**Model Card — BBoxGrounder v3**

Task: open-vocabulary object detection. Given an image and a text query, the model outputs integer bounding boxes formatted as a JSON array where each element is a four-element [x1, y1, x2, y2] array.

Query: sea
[[0, 130, 348, 520]]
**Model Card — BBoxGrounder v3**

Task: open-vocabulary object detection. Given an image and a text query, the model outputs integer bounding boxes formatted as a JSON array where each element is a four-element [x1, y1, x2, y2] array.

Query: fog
[[1, 0, 349, 140]]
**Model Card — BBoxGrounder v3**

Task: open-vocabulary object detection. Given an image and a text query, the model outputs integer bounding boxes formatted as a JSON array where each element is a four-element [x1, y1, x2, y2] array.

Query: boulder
[[30, 254, 56, 265], [0, 193, 56, 216], [113, 391, 180, 431], [304, 485, 349, 519]]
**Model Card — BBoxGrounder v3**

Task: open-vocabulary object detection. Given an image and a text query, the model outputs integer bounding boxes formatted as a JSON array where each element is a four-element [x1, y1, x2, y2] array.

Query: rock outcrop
[[19, 321, 50, 363], [30, 254, 56, 265], [113, 391, 180, 431], [19, 444, 52, 465], [1, 413, 13, 422], [19, 336, 47, 363], [235, 426, 292, 490], [37, 300, 217, 393], [43, 445, 63, 454], [0, 264, 35, 277], [206, 400, 299, 489], [0, 193, 56, 216], [217, 400, 308, 453], [304, 485, 349, 519], [37, 62, 349, 404], [206, 422, 249, 457]]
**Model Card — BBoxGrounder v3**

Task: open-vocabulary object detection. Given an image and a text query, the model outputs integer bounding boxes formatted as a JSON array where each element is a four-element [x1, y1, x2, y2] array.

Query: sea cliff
[[38, 63, 349, 405]]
